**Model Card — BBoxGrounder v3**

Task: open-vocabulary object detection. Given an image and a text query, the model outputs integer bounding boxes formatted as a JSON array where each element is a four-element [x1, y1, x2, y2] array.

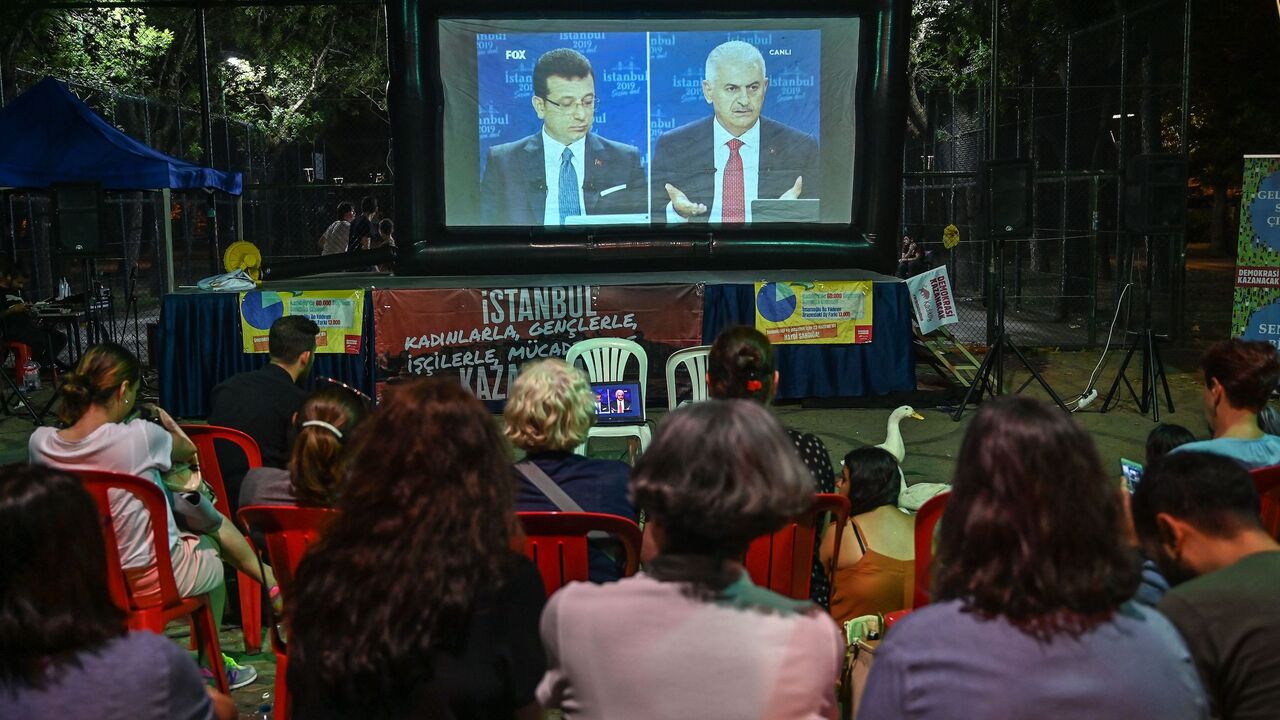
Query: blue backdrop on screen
[[477, 33, 649, 177], [648, 30, 821, 148]]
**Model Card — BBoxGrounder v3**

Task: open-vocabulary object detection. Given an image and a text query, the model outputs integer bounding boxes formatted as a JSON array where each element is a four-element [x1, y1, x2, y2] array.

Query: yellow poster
[[239, 289, 365, 354], [753, 281, 874, 345]]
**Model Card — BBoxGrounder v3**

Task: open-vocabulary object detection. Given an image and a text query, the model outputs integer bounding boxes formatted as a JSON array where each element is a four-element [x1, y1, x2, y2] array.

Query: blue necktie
[[559, 147, 581, 224]]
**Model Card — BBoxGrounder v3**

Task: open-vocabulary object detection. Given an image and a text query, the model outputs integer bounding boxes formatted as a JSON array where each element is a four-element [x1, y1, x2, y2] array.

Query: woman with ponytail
[[239, 385, 369, 508], [707, 325, 838, 606], [28, 343, 275, 689]]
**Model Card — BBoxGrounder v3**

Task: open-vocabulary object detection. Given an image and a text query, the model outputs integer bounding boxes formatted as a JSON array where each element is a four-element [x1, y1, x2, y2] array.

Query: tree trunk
[[1209, 180, 1232, 257]]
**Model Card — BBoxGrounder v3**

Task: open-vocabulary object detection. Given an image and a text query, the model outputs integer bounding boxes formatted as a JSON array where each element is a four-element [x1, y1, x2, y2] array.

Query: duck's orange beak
[[910, 412, 924, 421]]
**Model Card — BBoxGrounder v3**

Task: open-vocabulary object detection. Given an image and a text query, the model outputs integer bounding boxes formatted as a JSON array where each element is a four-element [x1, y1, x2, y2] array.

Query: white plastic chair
[[565, 337, 651, 461], [665, 345, 712, 411]]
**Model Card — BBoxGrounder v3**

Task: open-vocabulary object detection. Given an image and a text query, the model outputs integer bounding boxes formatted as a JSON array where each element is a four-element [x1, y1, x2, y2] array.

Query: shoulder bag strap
[[515, 460, 620, 564]]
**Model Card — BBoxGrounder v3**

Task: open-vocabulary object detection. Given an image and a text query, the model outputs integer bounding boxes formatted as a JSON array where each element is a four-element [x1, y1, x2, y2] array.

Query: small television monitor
[[591, 381, 644, 425]]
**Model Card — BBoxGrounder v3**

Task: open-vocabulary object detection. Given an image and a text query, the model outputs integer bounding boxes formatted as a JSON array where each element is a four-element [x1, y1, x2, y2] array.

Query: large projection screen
[[438, 18, 860, 231]]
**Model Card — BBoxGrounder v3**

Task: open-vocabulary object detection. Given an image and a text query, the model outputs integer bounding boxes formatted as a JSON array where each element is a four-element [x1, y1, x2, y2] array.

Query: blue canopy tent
[[0, 76, 243, 289]]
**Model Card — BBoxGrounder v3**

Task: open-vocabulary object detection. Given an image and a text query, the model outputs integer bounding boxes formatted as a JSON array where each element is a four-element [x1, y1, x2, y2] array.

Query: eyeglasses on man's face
[[541, 95, 597, 112]]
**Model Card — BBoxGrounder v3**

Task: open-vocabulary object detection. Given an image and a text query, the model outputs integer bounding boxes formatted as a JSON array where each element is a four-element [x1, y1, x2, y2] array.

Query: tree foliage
[[0, 5, 387, 157]]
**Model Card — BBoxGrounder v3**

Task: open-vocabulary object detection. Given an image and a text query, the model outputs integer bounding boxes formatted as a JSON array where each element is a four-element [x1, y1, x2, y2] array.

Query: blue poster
[[477, 32, 649, 178], [647, 30, 821, 148]]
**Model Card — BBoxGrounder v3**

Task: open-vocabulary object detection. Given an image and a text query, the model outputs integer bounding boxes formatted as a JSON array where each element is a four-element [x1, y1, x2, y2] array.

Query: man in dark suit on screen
[[651, 40, 819, 224], [481, 48, 647, 226]]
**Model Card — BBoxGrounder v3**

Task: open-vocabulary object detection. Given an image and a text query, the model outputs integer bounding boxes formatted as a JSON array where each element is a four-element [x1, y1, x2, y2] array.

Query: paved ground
[[3, 242, 1234, 715]]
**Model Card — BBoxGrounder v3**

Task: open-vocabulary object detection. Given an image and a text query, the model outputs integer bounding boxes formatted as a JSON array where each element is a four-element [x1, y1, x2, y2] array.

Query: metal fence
[[902, 0, 1190, 349]]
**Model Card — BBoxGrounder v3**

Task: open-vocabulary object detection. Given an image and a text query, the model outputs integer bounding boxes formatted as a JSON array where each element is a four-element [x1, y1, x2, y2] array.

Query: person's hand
[[360, 236, 371, 250], [1118, 475, 1139, 547], [665, 183, 708, 219], [779, 175, 804, 200], [140, 403, 179, 432]]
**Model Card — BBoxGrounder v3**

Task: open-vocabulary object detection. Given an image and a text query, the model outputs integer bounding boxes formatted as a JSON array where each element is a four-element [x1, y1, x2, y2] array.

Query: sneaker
[[201, 654, 258, 690]]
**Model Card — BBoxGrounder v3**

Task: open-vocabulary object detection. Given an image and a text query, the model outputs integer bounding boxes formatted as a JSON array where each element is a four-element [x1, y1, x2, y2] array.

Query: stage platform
[[160, 268, 916, 418]]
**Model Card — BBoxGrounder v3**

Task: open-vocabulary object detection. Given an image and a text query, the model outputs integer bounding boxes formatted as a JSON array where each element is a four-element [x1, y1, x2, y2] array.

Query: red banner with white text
[[373, 284, 704, 403]]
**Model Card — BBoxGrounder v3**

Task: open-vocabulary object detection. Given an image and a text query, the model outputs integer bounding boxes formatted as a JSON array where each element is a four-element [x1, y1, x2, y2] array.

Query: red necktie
[[722, 138, 745, 223]]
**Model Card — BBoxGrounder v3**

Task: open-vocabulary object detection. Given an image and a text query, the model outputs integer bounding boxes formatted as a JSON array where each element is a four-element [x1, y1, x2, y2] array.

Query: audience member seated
[[858, 396, 1208, 720], [1132, 451, 1280, 720], [707, 325, 837, 606], [822, 447, 914, 623], [1146, 423, 1196, 467], [28, 342, 274, 690], [288, 378, 546, 720], [0, 257, 66, 367], [0, 465, 236, 720], [537, 400, 842, 720], [207, 314, 320, 516], [239, 384, 369, 508], [503, 358, 635, 582], [1172, 338, 1280, 469]]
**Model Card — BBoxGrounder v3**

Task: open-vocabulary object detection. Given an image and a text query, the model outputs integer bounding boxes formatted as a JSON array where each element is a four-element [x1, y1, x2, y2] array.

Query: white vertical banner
[[905, 266, 959, 335]]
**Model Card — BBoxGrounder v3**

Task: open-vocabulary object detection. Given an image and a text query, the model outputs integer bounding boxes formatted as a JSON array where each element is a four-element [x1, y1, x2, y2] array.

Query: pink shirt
[[538, 571, 843, 720], [30, 420, 177, 569]]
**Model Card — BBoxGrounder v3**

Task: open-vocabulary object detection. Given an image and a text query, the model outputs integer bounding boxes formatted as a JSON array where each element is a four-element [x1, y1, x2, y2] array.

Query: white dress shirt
[[667, 117, 761, 223], [542, 130, 587, 226]]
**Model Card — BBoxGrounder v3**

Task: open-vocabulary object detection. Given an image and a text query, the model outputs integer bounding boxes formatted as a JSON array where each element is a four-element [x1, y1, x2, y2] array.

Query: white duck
[[871, 405, 949, 512], [875, 405, 924, 463]]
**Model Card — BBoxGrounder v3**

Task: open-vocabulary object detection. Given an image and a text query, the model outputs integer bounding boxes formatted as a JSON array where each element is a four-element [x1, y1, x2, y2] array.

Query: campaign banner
[[753, 281, 873, 345], [240, 289, 364, 354], [1232, 155, 1280, 346], [373, 284, 704, 402], [905, 266, 959, 335]]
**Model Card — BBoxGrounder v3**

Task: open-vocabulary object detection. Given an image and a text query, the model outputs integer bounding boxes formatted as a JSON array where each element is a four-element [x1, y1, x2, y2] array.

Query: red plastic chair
[[76, 469, 229, 694], [181, 424, 265, 653], [517, 512, 642, 595], [745, 493, 851, 600], [5, 340, 30, 383], [912, 492, 951, 609], [238, 505, 338, 720], [1251, 466, 1280, 541]]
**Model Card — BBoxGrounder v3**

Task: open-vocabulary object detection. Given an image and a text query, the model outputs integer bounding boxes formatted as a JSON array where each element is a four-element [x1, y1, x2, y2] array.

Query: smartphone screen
[[1121, 458, 1144, 493]]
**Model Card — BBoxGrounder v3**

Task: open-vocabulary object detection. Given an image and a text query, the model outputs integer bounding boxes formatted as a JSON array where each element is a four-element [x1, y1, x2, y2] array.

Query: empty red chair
[[239, 505, 338, 720], [1251, 466, 1280, 541], [76, 469, 229, 694], [181, 424, 265, 653], [6, 340, 30, 383], [912, 492, 951, 609], [517, 512, 642, 595], [745, 493, 851, 600]]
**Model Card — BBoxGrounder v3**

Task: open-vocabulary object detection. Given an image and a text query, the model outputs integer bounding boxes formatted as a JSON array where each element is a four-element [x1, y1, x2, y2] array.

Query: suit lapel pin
[[594, 158, 604, 167], [768, 146, 777, 155]]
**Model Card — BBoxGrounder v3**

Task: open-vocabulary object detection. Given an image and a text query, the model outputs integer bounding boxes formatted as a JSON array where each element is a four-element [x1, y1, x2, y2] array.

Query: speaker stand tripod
[[952, 237, 1069, 422], [1101, 235, 1174, 421]]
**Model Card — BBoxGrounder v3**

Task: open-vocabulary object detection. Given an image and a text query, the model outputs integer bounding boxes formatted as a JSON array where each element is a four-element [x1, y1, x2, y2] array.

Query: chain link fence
[[903, 0, 1189, 349], [0, 61, 393, 368]]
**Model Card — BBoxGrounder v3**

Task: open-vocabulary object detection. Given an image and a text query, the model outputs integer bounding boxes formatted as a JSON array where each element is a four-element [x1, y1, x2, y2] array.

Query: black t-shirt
[[347, 215, 374, 253], [206, 363, 306, 512], [1157, 549, 1280, 720], [291, 554, 548, 720]]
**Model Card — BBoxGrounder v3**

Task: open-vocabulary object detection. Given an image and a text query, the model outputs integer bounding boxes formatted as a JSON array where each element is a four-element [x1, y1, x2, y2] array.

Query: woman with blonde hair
[[240, 384, 370, 508], [504, 358, 636, 582]]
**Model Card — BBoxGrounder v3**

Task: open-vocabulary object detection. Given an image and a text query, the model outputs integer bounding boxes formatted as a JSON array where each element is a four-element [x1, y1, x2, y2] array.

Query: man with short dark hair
[[346, 196, 378, 253], [1132, 451, 1280, 720], [207, 314, 319, 515], [1172, 338, 1280, 468], [319, 201, 355, 255], [481, 48, 646, 226]]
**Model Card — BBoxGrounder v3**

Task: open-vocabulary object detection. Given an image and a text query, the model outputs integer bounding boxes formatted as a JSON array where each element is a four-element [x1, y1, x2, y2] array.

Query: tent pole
[[162, 188, 175, 293]]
